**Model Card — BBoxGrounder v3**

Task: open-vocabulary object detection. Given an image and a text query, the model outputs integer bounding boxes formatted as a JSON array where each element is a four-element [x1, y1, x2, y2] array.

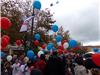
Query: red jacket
[[35, 59, 46, 73]]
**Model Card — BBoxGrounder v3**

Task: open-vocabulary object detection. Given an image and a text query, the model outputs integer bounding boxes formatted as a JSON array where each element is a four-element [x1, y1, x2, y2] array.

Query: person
[[12, 59, 20, 75], [65, 58, 73, 75], [3, 61, 12, 75], [44, 51, 65, 75], [18, 57, 30, 75], [74, 56, 89, 75], [34, 54, 46, 75], [30, 68, 42, 75]]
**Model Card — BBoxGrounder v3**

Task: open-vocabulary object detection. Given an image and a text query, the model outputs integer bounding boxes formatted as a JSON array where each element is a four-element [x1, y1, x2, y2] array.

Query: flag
[[58, 26, 63, 33], [20, 16, 34, 32]]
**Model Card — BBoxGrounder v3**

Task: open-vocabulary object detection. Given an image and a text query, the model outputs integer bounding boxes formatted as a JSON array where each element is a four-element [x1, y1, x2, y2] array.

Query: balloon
[[58, 49, 63, 55], [48, 43, 54, 47], [52, 47, 57, 51], [1, 37, 9, 48], [58, 46, 64, 50], [51, 25, 58, 32], [56, 35, 62, 42], [34, 34, 41, 40], [38, 51, 44, 57], [92, 54, 100, 67], [96, 50, 100, 53], [33, 56, 37, 61], [27, 50, 35, 59], [7, 55, 12, 61], [2, 35, 10, 41], [0, 51, 6, 58], [57, 42, 61, 46], [68, 40, 78, 48], [63, 42, 69, 49], [47, 43, 54, 50], [64, 50, 68, 54], [47, 45, 52, 50], [62, 40, 67, 45], [1, 17, 12, 30], [34, 40, 39, 46], [93, 48, 98, 52], [16, 40, 22, 46], [33, 0, 41, 10], [41, 44, 46, 49]]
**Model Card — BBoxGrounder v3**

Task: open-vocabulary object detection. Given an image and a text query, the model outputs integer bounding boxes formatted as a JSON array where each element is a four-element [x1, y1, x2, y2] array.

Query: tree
[[1, 0, 55, 46]]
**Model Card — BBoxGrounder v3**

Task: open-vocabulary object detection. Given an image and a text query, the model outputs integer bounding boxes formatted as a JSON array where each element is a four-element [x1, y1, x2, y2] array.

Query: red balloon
[[34, 40, 39, 46], [64, 50, 68, 54], [62, 40, 67, 45], [1, 17, 12, 30], [21, 40, 24, 44], [58, 49, 63, 55], [1, 38, 9, 48], [2, 35, 10, 41], [73, 46, 80, 51], [58, 46, 64, 50], [16, 40, 22, 46], [41, 44, 46, 49], [92, 54, 100, 67]]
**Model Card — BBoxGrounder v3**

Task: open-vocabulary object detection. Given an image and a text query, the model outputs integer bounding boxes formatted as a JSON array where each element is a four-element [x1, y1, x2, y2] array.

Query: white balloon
[[57, 42, 61, 46], [63, 42, 69, 49], [7, 55, 12, 61], [38, 51, 44, 57]]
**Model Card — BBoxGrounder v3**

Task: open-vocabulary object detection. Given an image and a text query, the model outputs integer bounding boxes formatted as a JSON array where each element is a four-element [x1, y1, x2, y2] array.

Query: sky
[[39, 0, 100, 46]]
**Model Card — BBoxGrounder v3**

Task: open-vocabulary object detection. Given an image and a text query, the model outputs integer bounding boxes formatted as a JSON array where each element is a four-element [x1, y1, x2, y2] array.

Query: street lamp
[[30, 0, 41, 49]]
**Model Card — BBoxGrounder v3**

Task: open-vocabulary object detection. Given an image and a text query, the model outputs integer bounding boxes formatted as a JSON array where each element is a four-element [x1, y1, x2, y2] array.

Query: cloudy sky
[[39, 0, 100, 46]]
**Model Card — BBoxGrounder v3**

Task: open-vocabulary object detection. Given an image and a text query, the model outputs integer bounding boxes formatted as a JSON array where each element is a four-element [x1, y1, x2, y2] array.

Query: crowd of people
[[1, 51, 100, 75]]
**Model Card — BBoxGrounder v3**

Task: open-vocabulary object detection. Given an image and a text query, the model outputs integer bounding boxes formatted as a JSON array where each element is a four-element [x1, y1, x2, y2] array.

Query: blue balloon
[[52, 47, 57, 51], [51, 25, 58, 32], [34, 34, 40, 40], [56, 35, 62, 42], [96, 50, 100, 53], [48, 43, 54, 47], [47, 43, 54, 50], [27, 50, 35, 59], [0, 51, 6, 58], [33, 56, 37, 61], [68, 40, 78, 48], [93, 48, 98, 52], [33, 0, 41, 10]]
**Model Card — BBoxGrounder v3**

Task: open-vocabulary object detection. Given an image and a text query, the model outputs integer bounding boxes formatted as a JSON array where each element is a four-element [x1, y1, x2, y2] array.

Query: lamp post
[[30, 0, 41, 49]]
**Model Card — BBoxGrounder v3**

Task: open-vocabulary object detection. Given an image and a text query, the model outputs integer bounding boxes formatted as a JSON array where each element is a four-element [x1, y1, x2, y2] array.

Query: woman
[[12, 59, 20, 75], [18, 57, 30, 75], [74, 56, 89, 75]]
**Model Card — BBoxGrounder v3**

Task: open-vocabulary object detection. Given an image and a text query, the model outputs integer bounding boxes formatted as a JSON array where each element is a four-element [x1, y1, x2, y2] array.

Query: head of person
[[23, 57, 29, 64], [15, 59, 19, 64], [75, 56, 84, 65], [52, 51, 58, 56], [40, 54, 45, 60]]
